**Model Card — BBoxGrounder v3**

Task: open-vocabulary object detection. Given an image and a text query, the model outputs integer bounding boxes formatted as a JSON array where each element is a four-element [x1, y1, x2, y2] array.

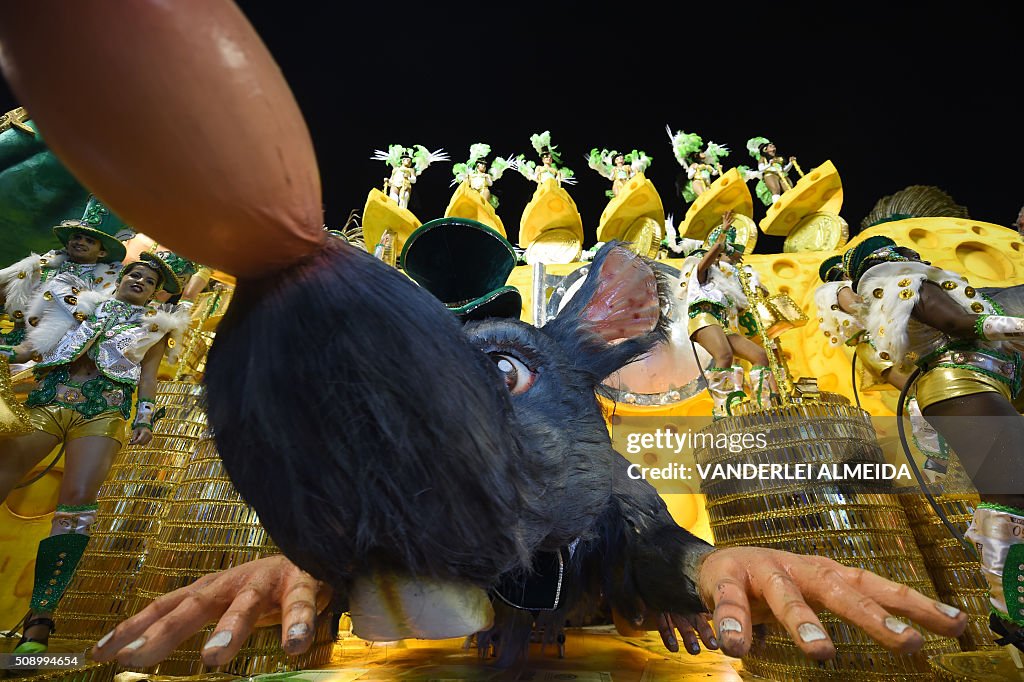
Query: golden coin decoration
[[783, 211, 850, 252], [620, 216, 662, 259], [524, 228, 582, 265]]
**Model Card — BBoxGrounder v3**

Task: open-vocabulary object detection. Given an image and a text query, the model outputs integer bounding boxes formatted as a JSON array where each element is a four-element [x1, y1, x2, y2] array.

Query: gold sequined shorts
[[915, 366, 1012, 411], [688, 312, 724, 338], [28, 405, 128, 445]]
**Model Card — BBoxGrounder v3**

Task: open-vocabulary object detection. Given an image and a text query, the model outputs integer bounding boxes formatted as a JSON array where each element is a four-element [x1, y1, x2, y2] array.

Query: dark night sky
[[2, 4, 1020, 252]]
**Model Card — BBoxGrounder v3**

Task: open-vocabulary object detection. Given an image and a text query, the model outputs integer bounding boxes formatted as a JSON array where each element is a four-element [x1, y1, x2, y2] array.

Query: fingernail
[[287, 623, 309, 639], [884, 616, 909, 634], [204, 631, 232, 650], [719, 617, 742, 634], [708, 637, 718, 649], [935, 602, 961, 618], [688, 642, 701, 654], [124, 637, 146, 651], [797, 623, 828, 642], [96, 630, 114, 648]]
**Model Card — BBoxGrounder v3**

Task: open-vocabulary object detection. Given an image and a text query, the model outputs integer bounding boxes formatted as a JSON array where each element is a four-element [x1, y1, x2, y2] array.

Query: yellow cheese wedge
[[679, 168, 754, 242], [361, 188, 422, 256], [443, 181, 506, 238], [759, 160, 843, 237]]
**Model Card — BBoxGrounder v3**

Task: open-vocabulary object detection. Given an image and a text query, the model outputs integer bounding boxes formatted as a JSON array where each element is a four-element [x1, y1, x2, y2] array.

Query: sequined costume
[[856, 262, 1020, 409], [0, 250, 120, 345]]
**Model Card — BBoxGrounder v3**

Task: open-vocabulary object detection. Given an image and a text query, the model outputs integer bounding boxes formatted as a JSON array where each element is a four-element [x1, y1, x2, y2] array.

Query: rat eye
[[489, 353, 536, 395]]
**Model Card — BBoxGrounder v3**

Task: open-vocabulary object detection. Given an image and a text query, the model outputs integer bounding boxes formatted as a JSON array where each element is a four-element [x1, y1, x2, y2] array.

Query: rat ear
[[543, 242, 667, 382]]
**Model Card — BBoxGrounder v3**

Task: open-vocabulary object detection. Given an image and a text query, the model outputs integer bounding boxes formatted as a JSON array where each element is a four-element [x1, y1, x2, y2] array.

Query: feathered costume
[[0, 254, 191, 640], [0, 195, 132, 345], [513, 131, 575, 188], [742, 136, 794, 207], [835, 236, 1024, 635], [586, 147, 651, 198], [371, 144, 449, 209], [666, 126, 728, 204], [674, 227, 770, 416], [450, 143, 511, 208]]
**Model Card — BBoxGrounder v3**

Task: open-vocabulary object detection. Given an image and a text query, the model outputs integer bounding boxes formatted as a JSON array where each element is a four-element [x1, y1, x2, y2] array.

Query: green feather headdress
[[666, 125, 702, 166], [529, 131, 561, 164], [746, 136, 770, 160], [703, 142, 729, 166]]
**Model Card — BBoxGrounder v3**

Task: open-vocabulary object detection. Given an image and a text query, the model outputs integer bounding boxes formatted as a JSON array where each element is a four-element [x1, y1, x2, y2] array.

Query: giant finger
[[200, 586, 272, 666], [708, 575, 753, 658], [825, 560, 967, 639], [789, 560, 925, 655], [668, 614, 702, 655], [112, 583, 244, 667], [656, 612, 679, 653], [278, 569, 325, 655], [753, 566, 835, 660], [91, 585, 202, 662]]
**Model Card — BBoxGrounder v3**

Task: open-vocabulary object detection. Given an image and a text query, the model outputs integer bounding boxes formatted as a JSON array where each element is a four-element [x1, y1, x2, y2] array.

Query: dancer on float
[[451, 144, 512, 208], [371, 144, 449, 210], [0, 196, 129, 346], [829, 237, 1024, 649], [744, 137, 798, 206], [0, 250, 194, 653], [680, 211, 774, 416], [816, 256, 950, 479], [513, 131, 575, 189], [0, 2, 969, 669], [665, 126, 728, 204], [586, 147, 651, 198]]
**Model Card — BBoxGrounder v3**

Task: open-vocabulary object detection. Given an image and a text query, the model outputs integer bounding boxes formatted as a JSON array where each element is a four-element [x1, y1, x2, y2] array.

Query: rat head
[[206, 239, 664, 596]]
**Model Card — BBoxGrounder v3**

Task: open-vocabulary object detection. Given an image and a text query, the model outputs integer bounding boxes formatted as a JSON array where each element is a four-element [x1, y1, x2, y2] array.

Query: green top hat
[[841, 236, 901, 288], [818, 255, 845, 283], [52, 195, 133, 264], [125, 250, 197, 295], [401, 218, 521, 321]]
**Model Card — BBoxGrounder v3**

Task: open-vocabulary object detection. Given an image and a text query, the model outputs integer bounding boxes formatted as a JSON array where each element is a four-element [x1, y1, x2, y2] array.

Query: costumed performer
[[816, 258, 951, 479], [0, 249, 194, 652], [0, 1, 968, 669], [837, 236, 1024, 649], [666, 126, 728, 204], [586, 148, 651, 198], [0, 196, 130, 347], [451, 144, 512, 208], [744, 136, 797, 206], [513, 131, 575, 189], [371, 144, 448, 210], [679, 211, 775, 417]]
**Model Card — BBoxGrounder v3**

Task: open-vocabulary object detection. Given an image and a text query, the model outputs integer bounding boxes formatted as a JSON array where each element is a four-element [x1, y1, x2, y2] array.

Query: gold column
[[696, 397, 959, 680], [125, 435, 336, 676], [55, 381, 207, 642], [898, 455, 995, 653]]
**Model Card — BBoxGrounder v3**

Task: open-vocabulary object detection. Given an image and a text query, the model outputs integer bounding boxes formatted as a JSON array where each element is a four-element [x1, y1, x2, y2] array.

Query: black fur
[[205, 239, 711, 663]]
